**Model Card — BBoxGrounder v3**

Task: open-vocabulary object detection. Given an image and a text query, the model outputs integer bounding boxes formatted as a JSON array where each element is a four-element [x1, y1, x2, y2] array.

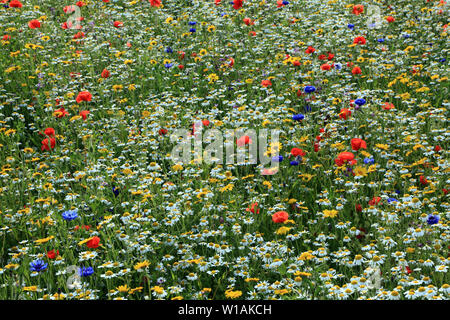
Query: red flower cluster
[[272, 211, 288, 223], [41, 127, 56, 151]]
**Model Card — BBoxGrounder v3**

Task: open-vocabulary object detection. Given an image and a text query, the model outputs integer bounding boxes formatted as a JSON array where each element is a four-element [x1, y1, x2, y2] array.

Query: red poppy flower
[[321, 64, 331, 71], [355, 204, 362, 212], [352, 4, 364, 15], [76, 1, 85, 7], [63, 5, 75, 13], [243, 18, 254, 25], [215, 0, 221, 4], [352, 66, 362, 74], [44, 127, 55, 137], [249, 31, 256, 36], [28, 19, 41, 29], [382, 102, 395, 110], [353, 36, 366, 45], [272, 211, 288, 223], [335, 151, 355, 166], [419, 175, 429, 186], [41, 137, 56, 151], [75, 225, 91, 231], [2, 34, 11, 41], [261, 80, 272, 87], [9, 0, 23, 8], [339, 152, 355, 161], [368, 196, 382, 206], [101, 68, 110, 78], [80, 110, 90, 120], [54, 107, 69, 118], [149, 0, 161, 7], [386, 16, 395, 23], [305, 46, 315, 54], [86, 236, 101, 249], [434, 145, 442, 152], [61, 21, 72, 29], [113, 21, 123, 28], [233, 0, 243, 10], [314, 142, 320, 152], [159, 128, 168, 135], [351, 138, 367, 151], [327, 53, 334, 60], [405, 266, 412, 274], [47, 250, 59, 259], [339, 108, 352, 120], [237, 135, 252, 147], [291, 148, 306, 157], [76, 91, 92, 103], [246, 202, 260, 214], [178, 64, 184, 69], [73, 31, 85, 39]]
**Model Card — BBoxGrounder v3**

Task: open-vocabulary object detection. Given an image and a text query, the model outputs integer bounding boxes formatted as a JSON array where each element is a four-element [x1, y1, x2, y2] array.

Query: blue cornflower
[[189, 28, 196, 33], [354, 98, 366, 106], [377, 38, 385, 43], [62, 209, 78, 221], [165, 63, 173, 68], [395, 189, 401, 195], [282, 0, 289, 4], [290, 160, 299, 166], [188, 21, 197, 26], [79, 267, 94, 277], [335, 63, 342, 70], [427, 215, 439, 225], [387, 198, 397, 204], [292, 114, 304, 121], [112, 186, 120, 197], [165, 47, 173, 53], [440, 58, 446, 63], [364, 157, 375, 164], [272, 155, 283, 162], [30, 259, 48, 272], [347, 23, 354, 30], [304, 86, 316, 93], [304, 105, 312, 112]]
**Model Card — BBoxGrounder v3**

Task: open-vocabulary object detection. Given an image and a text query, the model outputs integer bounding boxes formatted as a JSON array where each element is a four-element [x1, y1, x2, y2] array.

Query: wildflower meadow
[[0, 0, 449, 301]]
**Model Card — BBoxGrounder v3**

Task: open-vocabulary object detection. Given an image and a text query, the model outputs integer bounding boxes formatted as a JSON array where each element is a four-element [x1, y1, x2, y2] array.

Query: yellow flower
[[129, 287, 144, 294], [151, 286, 165, 295], [172, 164, 183, 171], [276, 226, 291, 235], [35, 235, 54, 244], [298, 252, 314, 261], [375, 144, 389, 150], [323, 210, 338, 218], [23, 286, 38, 292], [134, 260, 150, 271], [116, 284, 129, 293], [406, 247, 415, 253], [354, 166, 367, 177], [225, 289, 242, 299]]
